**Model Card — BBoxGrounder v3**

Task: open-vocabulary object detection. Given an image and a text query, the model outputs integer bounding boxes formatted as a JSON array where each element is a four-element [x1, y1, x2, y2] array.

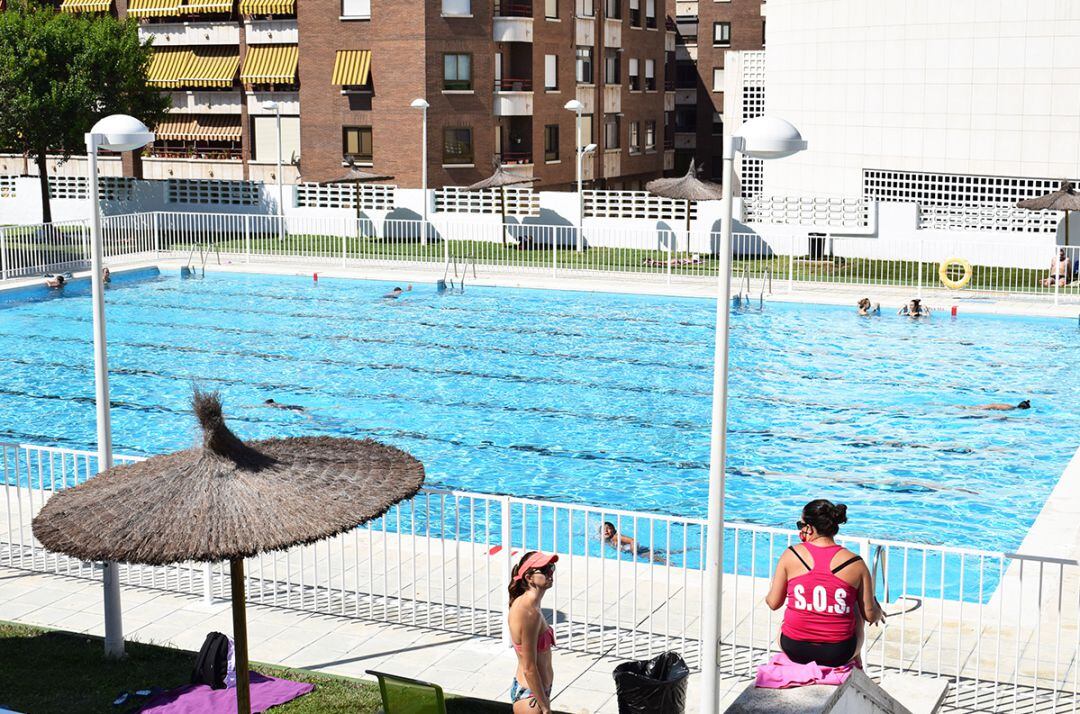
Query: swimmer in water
[[102, 267, 111, 283], [44, 274, 66, 289], [969, 400, 1031, 411], [264, 398, 306, 413], [601, 521, 666, 564], [857, 298, 880, 316], [897, 298, 930, 317], [383, 284, 413, 299]]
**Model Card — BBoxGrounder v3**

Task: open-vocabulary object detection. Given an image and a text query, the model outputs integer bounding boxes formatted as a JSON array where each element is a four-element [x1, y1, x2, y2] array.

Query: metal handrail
[[494, 77, 533, 91]]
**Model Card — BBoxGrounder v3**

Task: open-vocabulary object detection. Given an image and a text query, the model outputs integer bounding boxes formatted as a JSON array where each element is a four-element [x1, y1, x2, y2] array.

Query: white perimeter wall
[[761, 0, 1080, 199]]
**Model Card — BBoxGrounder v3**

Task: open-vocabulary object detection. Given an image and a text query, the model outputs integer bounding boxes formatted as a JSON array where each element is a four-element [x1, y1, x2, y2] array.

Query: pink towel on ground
[[754, 652, 857, 689], [138, 673, 314, 713]]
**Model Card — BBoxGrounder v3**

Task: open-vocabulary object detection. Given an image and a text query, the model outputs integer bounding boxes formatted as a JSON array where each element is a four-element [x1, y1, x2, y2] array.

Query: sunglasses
[[796, 521, 808, 531], [531, 564, 556, 577]]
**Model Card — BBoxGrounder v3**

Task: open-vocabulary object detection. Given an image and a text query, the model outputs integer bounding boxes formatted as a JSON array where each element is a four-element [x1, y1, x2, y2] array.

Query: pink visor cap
[[513, 551, 559, 581]]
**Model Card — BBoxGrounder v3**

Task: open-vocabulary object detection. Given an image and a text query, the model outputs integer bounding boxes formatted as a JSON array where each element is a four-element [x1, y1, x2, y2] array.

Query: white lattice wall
[[0, 176, 16, 198], [739, 51, 765, 200], [167, 179, 260, 206], [863, 169, 1064, 233], [295, 182, 396, 211], [745, 195, 868, 228], [583, 190, 698, 220], [48, 176, 135, 201], [435, 187, 540, 216]]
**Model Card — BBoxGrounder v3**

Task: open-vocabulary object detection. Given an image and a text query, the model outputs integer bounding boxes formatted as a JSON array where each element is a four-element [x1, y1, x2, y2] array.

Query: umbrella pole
[[230, 558, 251, 714], [500, 186, 508, 246], [1067, 209, 1070, 247]]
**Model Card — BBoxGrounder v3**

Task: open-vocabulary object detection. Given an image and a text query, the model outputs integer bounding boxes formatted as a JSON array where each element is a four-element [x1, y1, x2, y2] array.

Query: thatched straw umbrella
[[646, 159, 725, 259], [313, 158, 395, 223], [1017, 180, 1080, 246], [32, 391, 424, 714], [463, 162, 540, 245]]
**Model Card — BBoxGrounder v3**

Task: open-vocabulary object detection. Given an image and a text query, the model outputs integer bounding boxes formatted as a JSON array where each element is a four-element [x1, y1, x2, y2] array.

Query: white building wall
[[762, 0, 1080, 200]]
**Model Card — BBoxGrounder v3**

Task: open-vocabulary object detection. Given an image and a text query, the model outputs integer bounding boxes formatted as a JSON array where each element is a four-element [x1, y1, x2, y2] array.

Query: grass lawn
[[0, 621, 540, 714]]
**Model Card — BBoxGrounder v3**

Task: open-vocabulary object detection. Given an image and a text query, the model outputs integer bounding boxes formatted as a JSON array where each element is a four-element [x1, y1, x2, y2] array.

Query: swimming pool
[[1, 269, 1076, 558]]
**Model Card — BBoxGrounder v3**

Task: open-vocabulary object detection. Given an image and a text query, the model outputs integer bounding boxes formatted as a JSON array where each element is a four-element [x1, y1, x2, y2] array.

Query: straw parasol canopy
[[646, 160, 724, 259], [463, 162, 540, 245], [1017, 181, 1080, 245], [316, 158, 395, 221], [33, 390, 424, 714]]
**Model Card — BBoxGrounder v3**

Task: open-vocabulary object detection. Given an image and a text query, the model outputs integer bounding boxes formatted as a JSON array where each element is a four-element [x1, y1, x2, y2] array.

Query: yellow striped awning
[[126, 0, 180, 16], [154, 115, 242, 141], [331, 50, 372, 87], [240, 44, 298, 84], [179, 0, 233, 13], [148, 48, 239, 89], [238, 0, 293, 14], [59, 0, 112, 12]]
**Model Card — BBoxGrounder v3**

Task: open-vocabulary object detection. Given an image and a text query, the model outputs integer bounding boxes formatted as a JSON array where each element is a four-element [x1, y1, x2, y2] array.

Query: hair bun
[[832, 503, 848, 525]]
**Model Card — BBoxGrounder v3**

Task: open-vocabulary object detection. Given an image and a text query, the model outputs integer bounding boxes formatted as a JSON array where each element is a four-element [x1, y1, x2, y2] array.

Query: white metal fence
[[3, 441, 1080, 711], [2, 211, 1079, 303]]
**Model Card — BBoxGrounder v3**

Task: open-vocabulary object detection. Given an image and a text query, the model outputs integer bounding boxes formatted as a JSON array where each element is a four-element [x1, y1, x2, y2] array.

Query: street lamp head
[[89, 114, 154, 152], [564, 99, 584, 112], [410, 98, 430, 109], [261, 100, 279, 111], [734, 116, 807, 160], [583, 143, 598, 154]]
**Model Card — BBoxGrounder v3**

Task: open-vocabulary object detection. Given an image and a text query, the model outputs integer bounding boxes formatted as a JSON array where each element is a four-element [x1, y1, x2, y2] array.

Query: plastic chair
[[367, 670, 447, 714]]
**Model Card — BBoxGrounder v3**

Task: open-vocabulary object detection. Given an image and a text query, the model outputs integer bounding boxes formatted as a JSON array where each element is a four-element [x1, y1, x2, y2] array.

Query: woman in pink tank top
[[765, 500, 883, 667]]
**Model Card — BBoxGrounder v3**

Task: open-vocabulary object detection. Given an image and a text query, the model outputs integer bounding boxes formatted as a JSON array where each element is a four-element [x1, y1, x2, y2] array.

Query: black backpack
[[191, 632, 231, 689]]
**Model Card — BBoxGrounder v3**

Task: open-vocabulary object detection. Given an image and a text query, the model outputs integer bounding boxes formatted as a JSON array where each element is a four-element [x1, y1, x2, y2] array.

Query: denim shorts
[[510, 677, 552, 704]]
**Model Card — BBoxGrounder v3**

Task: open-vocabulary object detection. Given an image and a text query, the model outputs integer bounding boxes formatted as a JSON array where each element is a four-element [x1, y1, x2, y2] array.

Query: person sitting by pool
[[383, 285, 413, 299], [856, 298, 880, 316], [1042, 248, 1071, 288], [601, 522, 666, 564], [897, 298, 930, 317], [264, 398, 306, 413], [969, 400, 1031, 411], [44, 273, 66, 289], [765, 500, 883, 668]]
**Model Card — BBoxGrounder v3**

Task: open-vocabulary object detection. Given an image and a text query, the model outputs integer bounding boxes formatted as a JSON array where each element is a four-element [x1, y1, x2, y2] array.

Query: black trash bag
[[613, 651, 689, 714]]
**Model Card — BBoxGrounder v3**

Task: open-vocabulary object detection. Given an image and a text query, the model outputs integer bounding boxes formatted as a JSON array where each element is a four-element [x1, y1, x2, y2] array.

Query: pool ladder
[[734, 266, 772, 309], [184, 242, 221, 278], [440, 254, 477, 293]]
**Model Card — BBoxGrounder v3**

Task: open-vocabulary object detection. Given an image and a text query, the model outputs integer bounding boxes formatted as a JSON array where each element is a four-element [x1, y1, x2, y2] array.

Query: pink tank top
[[781, 543, 861, 643]]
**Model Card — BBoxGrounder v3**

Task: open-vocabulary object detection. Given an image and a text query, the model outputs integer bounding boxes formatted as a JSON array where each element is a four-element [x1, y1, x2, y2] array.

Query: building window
[[645, 120, 656, 150], [343, 126, 373, 162], [645, 0, 655, 27], [644, 58, 655, 90], [443, 53, 472, 91], [442, 0, 471, 15], [604, 49, 620, 85], [628, 0, 640, 26], [675, 15, 697, 45], [605, 0, 619, 19], [341, 0, 369, 18], [545, 0, 558, 18], [544, 124, 559, 161], [713, 22, 731, 46], [576, 47, 594, 84], [712, 112, 723, 135], [604, 115, 620, 149], [443, 127, 473, 164], [576, 0, 594, 16], [675, 63, 696, 88], [712, 67, 725, 92], [545, 54, 558, 90], [629, 121, 640, 153], [628, 58, 640, 90]]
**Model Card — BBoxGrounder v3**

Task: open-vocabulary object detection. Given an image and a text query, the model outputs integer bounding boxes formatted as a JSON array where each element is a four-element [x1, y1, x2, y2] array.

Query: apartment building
[[28, 0, 675, 191], [670, 0, 763, 179]]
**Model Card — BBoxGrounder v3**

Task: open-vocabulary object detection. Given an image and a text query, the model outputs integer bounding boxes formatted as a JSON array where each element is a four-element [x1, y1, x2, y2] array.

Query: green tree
[[0, 1, 168, 223]]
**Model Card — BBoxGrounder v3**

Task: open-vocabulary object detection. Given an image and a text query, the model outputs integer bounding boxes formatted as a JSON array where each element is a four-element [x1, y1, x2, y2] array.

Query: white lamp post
[[410, 98, 432, 251], [84, 114, 155, 659], [699, 115, 806, 714], [260, 101, 285, 241], [564, 99, 596, 251]]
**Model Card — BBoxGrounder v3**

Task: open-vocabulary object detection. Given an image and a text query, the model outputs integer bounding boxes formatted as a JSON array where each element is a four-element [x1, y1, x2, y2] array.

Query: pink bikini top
[[513, 626, 556, 653]]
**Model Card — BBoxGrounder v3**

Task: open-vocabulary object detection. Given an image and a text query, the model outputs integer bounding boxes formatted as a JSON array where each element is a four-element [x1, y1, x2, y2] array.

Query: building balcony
[[497, 150, 533, 166], [665, 29, 676, 51], [138, 21, 239, 46], [664, 91, 675, 111], [602, 84, 621, 113], [674, 132, 695, 149], [494, 16, 533, 41], [494, 0, 531, 16], [246, 91, 299, 115], [603, 17, 621, 47], [675, 88, 696, 105], [575, 16, 595, 45], [142, 156, 246, 181], [244, 18, 298, 44], [603, 148, 620, 177], [493, 78, 534, 116], [574, 85, 595, 113], [168, 90, 244, 114], [664, 148, 674, 171], [663, 136, 675, 150]]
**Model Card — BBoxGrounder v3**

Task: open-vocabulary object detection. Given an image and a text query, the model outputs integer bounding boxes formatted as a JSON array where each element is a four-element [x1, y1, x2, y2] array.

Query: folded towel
[[754, 652, 857, 689]]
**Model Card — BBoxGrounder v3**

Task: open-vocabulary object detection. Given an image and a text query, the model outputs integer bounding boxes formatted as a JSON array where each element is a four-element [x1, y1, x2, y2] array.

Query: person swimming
[[383, 284, 413, 299], [969, 400, 1031, 411], [857, 298, 880, 316], [102, 267, 111, 283], [44, 274, 66, 289], [897, 298, 930, 317], [601, 521, 666, 564], [264, 398, 306, 413]]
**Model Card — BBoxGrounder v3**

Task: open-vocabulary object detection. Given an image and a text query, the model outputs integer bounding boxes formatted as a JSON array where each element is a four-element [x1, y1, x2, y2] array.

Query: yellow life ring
[[939, 258, 972, 290]]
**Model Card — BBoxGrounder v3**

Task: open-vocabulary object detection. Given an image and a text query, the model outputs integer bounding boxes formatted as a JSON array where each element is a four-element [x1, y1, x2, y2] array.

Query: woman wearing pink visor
[[508, 550, 558, 713]]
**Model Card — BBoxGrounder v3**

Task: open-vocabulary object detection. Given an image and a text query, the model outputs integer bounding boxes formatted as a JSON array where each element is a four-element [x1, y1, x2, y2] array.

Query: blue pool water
[[2, 269, 1078, 564]]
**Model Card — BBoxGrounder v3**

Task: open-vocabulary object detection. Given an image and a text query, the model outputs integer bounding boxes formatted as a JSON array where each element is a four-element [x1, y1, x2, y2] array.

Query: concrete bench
[[725, 669, 948, 714]]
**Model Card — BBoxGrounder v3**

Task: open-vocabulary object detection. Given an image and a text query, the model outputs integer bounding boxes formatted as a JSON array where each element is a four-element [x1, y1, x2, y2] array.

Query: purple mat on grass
[[138, 673, 314, 713]]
